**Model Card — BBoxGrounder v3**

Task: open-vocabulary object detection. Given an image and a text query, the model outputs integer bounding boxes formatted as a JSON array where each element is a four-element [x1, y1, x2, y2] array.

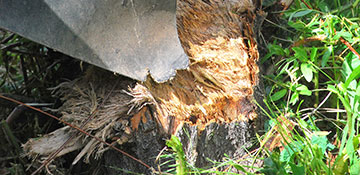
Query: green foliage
[[166, 135, 189, 175], [159, 134, 257, 175], [262, 0, 360, 174]]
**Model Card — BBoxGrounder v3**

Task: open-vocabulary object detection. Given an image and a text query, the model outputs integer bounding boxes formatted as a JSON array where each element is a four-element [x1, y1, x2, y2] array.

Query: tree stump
[[23, 0, 264, 174], [103, 0, 264, 174]]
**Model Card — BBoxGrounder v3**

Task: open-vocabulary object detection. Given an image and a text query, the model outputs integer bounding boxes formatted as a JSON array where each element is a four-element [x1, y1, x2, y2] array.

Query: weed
[[261, 0, 360, 174]]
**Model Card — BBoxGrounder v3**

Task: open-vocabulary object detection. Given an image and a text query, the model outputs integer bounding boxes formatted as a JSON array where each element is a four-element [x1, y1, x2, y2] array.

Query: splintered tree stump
[[22, 0, 264, 174], [105, 0, 263, 174]]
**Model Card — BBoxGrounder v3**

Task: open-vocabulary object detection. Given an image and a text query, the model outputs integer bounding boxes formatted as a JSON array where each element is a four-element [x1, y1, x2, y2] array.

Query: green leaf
[[166, 135, 189, 175], [301, 63, 313, 82], [278, 61, 291, 75], [321, 46, 332, 67], [333, 154, 349, 174], [280, 141, 303, 162], [311, 135, 333, 155], [284, 48, 290, 56], [262, 155, 287, 175], [297, 85, 312, 96], [350, 159, 360, 175], [292, 9, 313, 18], [269, 44, 286, 56], [354, 135, 360, 148], [288, 21, 306, 31], [306, 15, 320, 28], [233, 164, 246, 172], [261, 52, 273, 63], [327, 85, 338, 94], [270, 89, 287, 101], [334, 29, 353, 42], [310, 47, 318, 62], [342, 52, 360, 80], [289, 162, 305, 175], [290, 92, 299, 105], [354, 85, 360, 114], [293, 47, 308, 62], [345, 65, 360, 89]]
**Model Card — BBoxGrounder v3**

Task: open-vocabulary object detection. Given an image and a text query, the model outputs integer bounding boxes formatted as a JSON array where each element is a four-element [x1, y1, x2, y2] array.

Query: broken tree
[[23, 0, 264, 174]]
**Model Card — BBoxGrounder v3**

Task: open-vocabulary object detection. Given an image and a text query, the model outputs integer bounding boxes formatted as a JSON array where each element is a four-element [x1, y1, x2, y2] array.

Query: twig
[[16, 58, 63, 94], [292, 35, 327, 47], [299, 107, 346, 114], [0, 155, 19, 161], [339, 41, 358, 58], [309, 91, 332, 116], [333, 28, 360, 59], [340, 37, 360, 59]]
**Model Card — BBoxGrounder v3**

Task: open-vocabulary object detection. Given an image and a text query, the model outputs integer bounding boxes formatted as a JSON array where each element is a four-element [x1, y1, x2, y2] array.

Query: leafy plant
[[261, 0, 360, 174], [158, 135, 257, 175], [165, 135, 189, 175]]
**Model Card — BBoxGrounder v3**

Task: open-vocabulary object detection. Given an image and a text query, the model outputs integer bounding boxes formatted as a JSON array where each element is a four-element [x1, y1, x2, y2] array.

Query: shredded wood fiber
[[23, 69, 138, 163], [142, 0, 259, 132]]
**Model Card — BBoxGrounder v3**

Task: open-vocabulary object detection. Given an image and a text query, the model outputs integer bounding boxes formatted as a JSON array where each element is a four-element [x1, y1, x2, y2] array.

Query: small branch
[[340, 37, 360, 59], [310, 91, 332, 116], [292, 35, 327, 47]]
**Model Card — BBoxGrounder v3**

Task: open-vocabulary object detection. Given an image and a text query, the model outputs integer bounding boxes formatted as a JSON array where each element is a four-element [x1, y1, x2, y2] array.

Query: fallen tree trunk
[[23, 0, 264, 174]]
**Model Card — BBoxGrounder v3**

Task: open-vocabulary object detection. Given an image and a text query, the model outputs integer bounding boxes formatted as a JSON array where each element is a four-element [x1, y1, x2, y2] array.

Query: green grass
[[160, 0, 360, 174]]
